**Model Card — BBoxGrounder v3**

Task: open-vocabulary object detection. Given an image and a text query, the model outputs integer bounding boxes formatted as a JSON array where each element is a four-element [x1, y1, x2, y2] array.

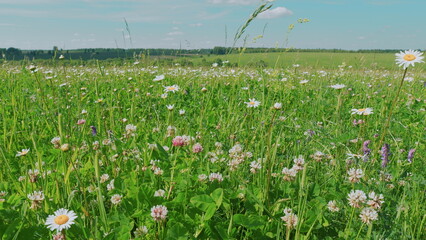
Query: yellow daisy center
[[249, 101, 255, 105], [358, 108, 366, 112], [168, 87, 175, 90], [403, 54, 416, 61], [54, 215, 69, 225]]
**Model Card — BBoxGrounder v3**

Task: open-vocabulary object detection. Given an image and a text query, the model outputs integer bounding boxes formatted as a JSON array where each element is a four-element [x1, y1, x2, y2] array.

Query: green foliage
[[0, 56, 424, 239]]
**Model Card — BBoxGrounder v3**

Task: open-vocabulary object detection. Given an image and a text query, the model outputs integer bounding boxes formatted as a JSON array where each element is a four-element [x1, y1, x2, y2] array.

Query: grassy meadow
[[0, 54, 425, 240], [196, 51, 426, 70]]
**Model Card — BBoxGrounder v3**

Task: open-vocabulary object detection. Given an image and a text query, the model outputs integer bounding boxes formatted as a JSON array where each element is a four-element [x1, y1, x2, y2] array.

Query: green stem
[[264, 110, 277, 205], [366, 223, 373, 239], [355, 223, 365, 240], [345, 207, 356, 239], [377, 67, 408, 150], [285, 226, 291, 240]]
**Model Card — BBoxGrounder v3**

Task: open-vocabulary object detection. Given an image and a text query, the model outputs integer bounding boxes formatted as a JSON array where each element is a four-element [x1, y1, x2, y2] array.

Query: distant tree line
[[1, 46, 420, 61]]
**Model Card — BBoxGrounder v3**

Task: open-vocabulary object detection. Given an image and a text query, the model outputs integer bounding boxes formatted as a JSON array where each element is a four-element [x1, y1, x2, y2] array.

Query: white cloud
[[207, 0, 260, 5], [258, 7, 293, 19], [167, 31, 183, 36], [189, 23, 203, 27]]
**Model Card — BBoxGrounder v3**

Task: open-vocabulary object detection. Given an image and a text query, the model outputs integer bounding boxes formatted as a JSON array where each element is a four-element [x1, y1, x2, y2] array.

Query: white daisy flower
[[273, 102, 282, 110], [350, 108, 373, 115], [45, 208, 78, 232], [164, 85, 179, 93], [330, 84, 346, 89], [245, 98, 261, 108], [153, 74, 165, 81], [16, 149, 30, 157], [395, 49, 424, 69]]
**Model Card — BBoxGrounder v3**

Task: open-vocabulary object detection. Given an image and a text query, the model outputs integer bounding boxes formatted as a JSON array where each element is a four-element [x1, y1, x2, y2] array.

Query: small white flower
[[327, 200, 340, 212], [154, 189, 166, 197], [151, 205, 168, 221], [395, 49, 424, 69], [45, 208, 78, 232], [330, 84, 346, 89], [273, 102, 282, 110], [153, 74, 165, 81], [245, 98, 260, 108], [360, 207, 378, 224], [111, 194, 123, 205], [351, 108, 373, 116], [164, 85, 179, 93], [16, 149, 30, 157]]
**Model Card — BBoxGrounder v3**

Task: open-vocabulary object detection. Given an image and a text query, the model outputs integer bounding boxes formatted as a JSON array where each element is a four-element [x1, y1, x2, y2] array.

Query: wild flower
[[281, 208, 298, 229], [347, 168, 364, 183], [100, 174, 109, 183], [134, 226, 148, 237], [111, 194, 123, 205], [292, 155, 305, 171], [407, 149, 415, 163], [28, 169, 40, 183], [209, 172, 223, 182], [164, 85, 179, 93], [45, 208, 78, 232], [362, 140, 371, 162], [381, 144, 390, 168], [192, 143, 203, 153], [367, 192, 384, 210], [151, 205, 168, 221], [60, 144, 70, 152], [359, 207, 378, 224], [154, 189, 166, 197], [28, 191, 45, 210], [273, 102, 282, 110], [350, 108, 373, 115], [153, 74, 165, 81], [198, 174, 207, 181], [16, 148, 30, 157], [327, 200, 340, 212], [249, 161, 262, 173], [153, 167, 164, 176], [347, 190, 367, 208], [125, 124, 137, 137], [172, 136, 185, 146], [282, 167, 297, 181], [395, 50, 424, 69], [107, 179, 115, 191], [245, 98, 260, 108], [330, 84, 346, 89], [51, 137, 61, 148]]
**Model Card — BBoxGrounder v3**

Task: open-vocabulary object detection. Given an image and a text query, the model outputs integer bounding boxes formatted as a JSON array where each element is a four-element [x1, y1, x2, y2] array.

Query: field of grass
[[0, 55, 425, 239], [195, 51, 426, 71]]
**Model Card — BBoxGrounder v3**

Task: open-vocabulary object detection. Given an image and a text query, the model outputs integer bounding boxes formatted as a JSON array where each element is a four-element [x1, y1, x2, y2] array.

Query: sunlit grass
[[0, 59, 424, 239]]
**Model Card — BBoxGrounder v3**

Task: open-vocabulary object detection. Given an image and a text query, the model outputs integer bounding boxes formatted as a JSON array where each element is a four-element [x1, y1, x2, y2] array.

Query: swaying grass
[[0, 57, 424, 239]]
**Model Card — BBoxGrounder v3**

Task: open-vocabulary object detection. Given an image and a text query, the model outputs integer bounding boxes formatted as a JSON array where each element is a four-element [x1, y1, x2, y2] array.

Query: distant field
[[194, 52, 426, 70]]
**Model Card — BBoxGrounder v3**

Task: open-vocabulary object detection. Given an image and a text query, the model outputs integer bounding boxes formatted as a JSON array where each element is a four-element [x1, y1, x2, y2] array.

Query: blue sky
[[0, 0, 425, 50]]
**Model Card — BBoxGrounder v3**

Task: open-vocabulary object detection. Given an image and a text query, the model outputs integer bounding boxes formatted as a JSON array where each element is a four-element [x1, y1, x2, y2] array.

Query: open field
[[195, 52, 426, 70], [0, 56, 425, 239]]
